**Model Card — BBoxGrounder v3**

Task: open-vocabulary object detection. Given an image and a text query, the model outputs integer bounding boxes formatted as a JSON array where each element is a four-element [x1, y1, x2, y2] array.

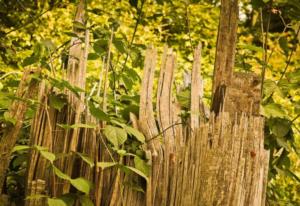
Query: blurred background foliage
[[0, 0, 299, 205]]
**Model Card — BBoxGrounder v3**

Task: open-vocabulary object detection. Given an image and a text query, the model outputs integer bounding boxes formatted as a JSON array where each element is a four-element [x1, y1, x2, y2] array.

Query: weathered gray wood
[[190, 43, 202, 130], [211, 0, 239, 113]]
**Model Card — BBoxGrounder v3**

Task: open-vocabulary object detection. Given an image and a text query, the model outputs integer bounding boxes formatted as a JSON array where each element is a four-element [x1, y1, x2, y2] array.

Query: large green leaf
[[52, 166, 71, 181], [124, 126, 145, 143], [134, 156, 150, 177], [70, 178, 92, 194], [12, 145, 30, 153], [123, 165, 149, 182], [103, 125, 127, 147]]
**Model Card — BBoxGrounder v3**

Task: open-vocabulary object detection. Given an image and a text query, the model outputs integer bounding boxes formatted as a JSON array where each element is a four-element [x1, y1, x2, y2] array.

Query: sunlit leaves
[[261, 103, 286, 119], [103, 125, 127, 148], [70, 178, 92, 194]]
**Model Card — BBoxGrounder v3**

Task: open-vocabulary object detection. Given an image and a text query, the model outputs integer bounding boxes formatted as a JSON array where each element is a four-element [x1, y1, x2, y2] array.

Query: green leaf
[[96, 162, 118, 170], [64, 32, 78, 37], [124, 126, 145, 143], [38, 150, 55, 164], [48, 198, 68, 206], [73, 21, 86, 30], [4, 111, 16, 125], [113, 39, 126, 53], [88, 53, 100, 60], [22, 55, 38, 67], [12, 145, 30, 153], [59, 194, 76, 206], [123, 166, 149, 182], [52, 166, 71, 180], [57, 123, 97, 130], [261, 103, 286, 118], [93, 40, 107, 54], [279, 38, 289, 56], [49, 94, 66, 111], [76, 152, 95, 167], [270, 119, 291, 138], [134, 156, 150, 177], [70, 178, 92, 194], [89, 101, 110, 121], [103, 125, 127, 147], [79, 195, 94, 206]]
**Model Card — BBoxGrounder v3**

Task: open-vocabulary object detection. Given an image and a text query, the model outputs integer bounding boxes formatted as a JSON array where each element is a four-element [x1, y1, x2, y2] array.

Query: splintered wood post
[[0, 69, 39, 194], [211, 0, 239, 113], [54, 0, 89, 195], [190, 43, 202, 130]]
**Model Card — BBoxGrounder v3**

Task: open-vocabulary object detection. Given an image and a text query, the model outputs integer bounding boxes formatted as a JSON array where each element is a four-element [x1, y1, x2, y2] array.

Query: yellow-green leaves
[[103, 125, 127, 148], [70, 178, 92, 194]]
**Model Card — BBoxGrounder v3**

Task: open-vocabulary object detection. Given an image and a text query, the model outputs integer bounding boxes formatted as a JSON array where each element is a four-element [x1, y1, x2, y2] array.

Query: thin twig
[[121, 0, 146, 72], [146, 122, 184, 143], [260, 1, 272, 96], [278, 26, 300, 82]]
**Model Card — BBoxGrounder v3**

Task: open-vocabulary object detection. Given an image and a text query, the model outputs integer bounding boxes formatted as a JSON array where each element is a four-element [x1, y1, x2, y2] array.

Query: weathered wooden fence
[[23, 44, 269, 206], [0, 0, 271, 205]]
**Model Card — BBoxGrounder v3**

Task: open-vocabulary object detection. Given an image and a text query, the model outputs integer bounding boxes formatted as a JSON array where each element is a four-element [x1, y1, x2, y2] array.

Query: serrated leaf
[[70, 178, 92, 194], [124, 126, 145, 143], [96, 162, 118, 170], [103, 125, 127, 147], [12, 145, 30, 153], [76, 152, 95, 167], [48, 198, 68, 206]]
